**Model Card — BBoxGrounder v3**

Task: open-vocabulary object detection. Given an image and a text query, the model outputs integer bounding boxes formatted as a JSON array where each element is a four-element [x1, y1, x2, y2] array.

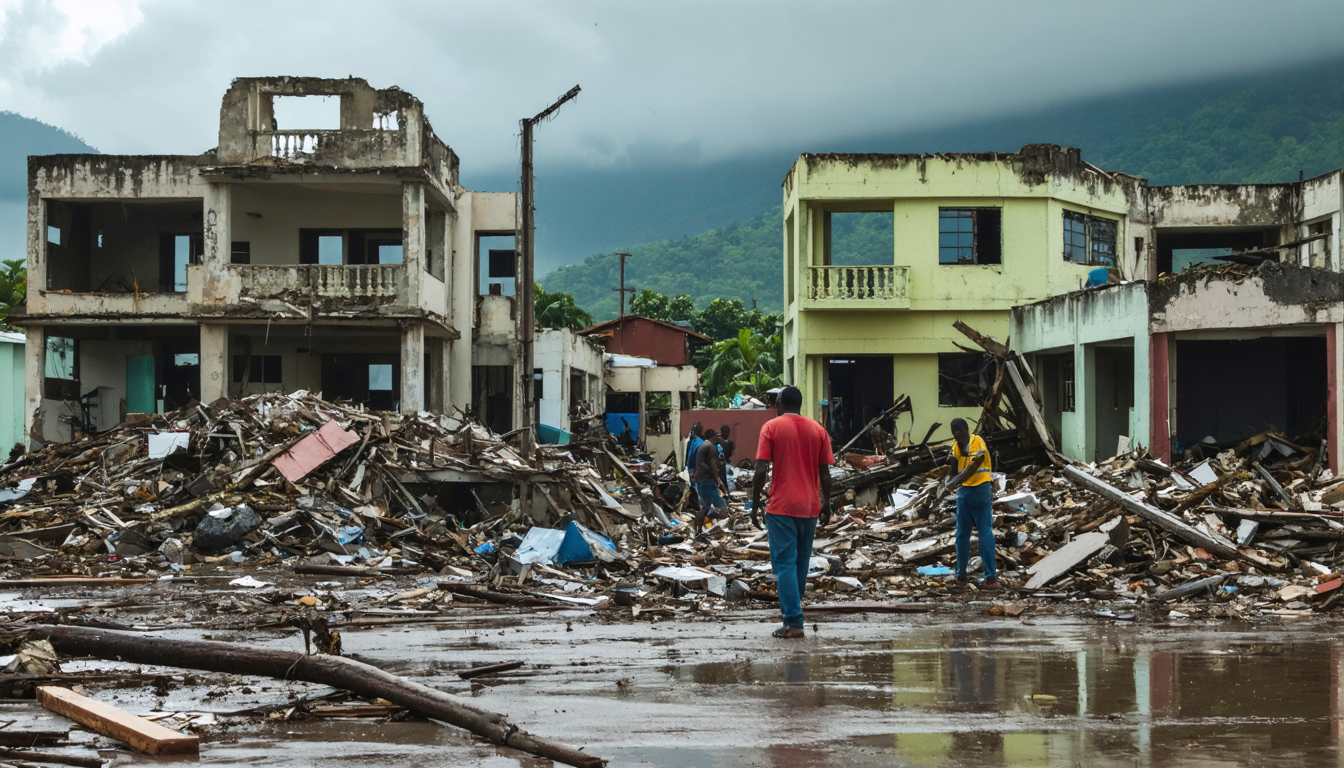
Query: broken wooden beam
[[292, 564, 419, 577], [24, 625, 604, 768], [806, 602, 936, 614], [1024, 515, 1127, 590], [1005, 360, 1058, 454], [457, 661, 525, 680], [0, 747, 104, 768], [1062, 466, 1274, 568], [1154, 573, 1227, 603], [437, 582, 554, 606], [36, 685, 199, 757], [0, 731, 67, 748], [0, 578, 153, 588]]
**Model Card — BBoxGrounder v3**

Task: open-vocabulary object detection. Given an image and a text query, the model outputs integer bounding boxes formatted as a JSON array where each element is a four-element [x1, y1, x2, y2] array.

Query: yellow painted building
[[781, 145, 1148, 445]]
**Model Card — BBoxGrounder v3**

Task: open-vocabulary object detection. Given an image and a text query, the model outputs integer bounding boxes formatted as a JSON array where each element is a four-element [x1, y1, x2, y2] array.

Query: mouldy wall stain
[[1149, 183, 1300, 227], [1148, 263, 1344, 332], [29, 155, 209, 198]]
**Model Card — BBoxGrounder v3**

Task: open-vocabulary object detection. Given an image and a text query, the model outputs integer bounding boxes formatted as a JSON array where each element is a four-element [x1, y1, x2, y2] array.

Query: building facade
[[13, 77, 524, 443], [781, 145, 1147, 446]]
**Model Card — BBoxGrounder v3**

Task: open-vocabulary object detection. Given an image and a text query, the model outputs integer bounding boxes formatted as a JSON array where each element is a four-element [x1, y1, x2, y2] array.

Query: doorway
[[824, 356, 894, 448]]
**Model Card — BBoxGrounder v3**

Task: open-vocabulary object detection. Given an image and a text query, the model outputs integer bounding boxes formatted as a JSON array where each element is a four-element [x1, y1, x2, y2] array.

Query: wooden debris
[[36, 685, 199, 757]]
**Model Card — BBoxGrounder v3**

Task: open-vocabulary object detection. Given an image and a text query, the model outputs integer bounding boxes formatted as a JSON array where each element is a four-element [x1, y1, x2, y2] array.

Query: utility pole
[[612, 252, 634, 319], [519, 84, 580, 460]]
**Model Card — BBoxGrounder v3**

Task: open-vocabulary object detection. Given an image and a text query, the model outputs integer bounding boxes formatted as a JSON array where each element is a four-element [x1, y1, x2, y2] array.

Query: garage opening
[[1175, 336, 1326, 451]]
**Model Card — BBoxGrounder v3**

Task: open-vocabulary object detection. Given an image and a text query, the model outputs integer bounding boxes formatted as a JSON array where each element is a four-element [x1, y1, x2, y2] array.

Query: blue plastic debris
[[336, 526, 366, 546], [474, 541, 497, 555], [515, 521, 624, 565], [917, 565, 955, 576]]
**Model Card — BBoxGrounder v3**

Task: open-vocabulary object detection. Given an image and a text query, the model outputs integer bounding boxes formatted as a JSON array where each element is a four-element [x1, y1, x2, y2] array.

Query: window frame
[[43, 336, 80, 400], [937, 352, 993, 408], [1063, 209, 1118, 267], [938, 207, 1002, 266]]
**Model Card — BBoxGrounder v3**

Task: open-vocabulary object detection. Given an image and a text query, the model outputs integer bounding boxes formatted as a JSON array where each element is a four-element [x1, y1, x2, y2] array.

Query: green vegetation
[[533, 283, 593, 330], [701, 328, 783, 408], [0, 259, 25, 330], [542, 77, 1344, 320]]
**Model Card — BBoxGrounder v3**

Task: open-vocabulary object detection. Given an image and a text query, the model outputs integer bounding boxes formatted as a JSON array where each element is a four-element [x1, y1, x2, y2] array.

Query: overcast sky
[[2, 0, 1343, 180]]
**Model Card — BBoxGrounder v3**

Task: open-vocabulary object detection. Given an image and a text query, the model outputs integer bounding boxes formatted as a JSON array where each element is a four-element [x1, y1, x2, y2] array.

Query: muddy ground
[[5, 574, 1344, 767]]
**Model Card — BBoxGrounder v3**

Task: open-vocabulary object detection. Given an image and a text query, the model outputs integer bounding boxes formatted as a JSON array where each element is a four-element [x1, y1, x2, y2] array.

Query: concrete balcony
[[803, 265, 910, 309], [233, 264, 404, 303]]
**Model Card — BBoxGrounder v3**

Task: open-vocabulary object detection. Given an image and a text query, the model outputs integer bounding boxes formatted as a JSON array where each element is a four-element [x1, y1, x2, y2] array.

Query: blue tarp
[[515, 521, 622, 565], [605, 413, 640, 441]]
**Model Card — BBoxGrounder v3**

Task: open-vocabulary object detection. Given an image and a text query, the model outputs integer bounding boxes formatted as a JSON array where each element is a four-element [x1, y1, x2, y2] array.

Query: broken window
[[645, 391, 672, 435], [1307, 220, 1331, 269], [44, 336, 79, 400], [823, 211, 894, 266], [232, 355, 282, 385], [231, 242, 251, 265], [174, 354, 199, 367], [1064, 210, 1118, 267], [272, 95, 341, 130], [938, 208, 1002, 265], [937, 353, 992, 407]]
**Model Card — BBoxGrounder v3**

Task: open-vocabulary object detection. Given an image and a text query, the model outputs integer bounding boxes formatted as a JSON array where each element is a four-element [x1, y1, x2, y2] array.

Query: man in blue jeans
[[691, 429, 729, 540], [942, 418, 999, 589], [751, 386, 834, 638]]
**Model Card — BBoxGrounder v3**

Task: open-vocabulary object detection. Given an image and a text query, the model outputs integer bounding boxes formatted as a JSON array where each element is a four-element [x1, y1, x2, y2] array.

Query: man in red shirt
[[751, 386, 834, 638]]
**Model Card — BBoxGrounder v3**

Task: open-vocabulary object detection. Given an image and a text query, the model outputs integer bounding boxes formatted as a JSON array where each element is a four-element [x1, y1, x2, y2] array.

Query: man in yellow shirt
[[943, 418, 999, 589]]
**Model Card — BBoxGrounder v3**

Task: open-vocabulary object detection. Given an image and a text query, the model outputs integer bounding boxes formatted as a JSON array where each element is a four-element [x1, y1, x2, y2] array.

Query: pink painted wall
[[681, 409, 776, 466]]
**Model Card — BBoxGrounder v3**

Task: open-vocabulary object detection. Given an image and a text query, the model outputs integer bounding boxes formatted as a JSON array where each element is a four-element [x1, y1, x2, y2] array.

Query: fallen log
[[1062, 466, 1276, 569], [22, 624, 604, 768]]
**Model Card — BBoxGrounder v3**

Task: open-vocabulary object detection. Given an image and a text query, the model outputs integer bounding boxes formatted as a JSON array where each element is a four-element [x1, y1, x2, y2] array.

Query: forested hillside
[[543, 60, 1344, 320]]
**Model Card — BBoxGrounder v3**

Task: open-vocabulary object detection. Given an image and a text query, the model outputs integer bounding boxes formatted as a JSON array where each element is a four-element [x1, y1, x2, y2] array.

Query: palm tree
[[534, 284, 594, 330], [702, 328, 782, 401], [0, 259, 26, 330]]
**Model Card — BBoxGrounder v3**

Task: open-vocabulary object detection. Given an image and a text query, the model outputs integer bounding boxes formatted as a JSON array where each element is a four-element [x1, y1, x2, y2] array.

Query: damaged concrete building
[[13, 77, 540, 443], [1011, 171, 1344, 468], [783, 144, 1344, 468]]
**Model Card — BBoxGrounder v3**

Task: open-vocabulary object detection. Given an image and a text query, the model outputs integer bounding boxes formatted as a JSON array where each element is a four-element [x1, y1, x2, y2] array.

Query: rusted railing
[[806, 265, 907, 302]]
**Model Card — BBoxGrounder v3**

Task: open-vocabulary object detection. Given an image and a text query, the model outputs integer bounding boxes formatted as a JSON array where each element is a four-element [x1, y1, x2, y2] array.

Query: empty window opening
[[231, 241, 251, 265], [645, 391, 672, 436], [823, 356, 894, 449], [47, 226, 60, 245], [569, 372, 586, 413], [1059, 359, 1075, 413], [1154, 229, 1273, 275], [1063, 210, 1117, 267], [47, 200, 201, 293], [374, 110, 400, 130], [44, 336, 78, 400], [938, 208, 1002, 265], [938, 353, 993, 407], [472, 365, 514, 434], [824, 211, 893, 266], [374, 241, 403, 265], [478, 234, 517, 296], [272, 95, 341, 130], [1307, 219, 1332, 269], [232, 355, 282, 385], [174, 354, 199, 367]]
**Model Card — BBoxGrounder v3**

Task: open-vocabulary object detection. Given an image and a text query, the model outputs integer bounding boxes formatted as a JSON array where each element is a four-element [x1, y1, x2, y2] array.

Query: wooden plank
[[1024, 516, 1126, 590], [36, 686, 199, 757], [1062, 466, 1275, 568], [1005, 360, 1057, 453], [457, 661, 525, 680], [0, 747, 103, 767]]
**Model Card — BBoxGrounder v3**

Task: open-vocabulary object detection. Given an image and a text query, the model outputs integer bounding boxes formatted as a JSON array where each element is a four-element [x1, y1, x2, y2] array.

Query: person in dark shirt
[[691, 429, 729, 539], [718, 424, 735, 488]]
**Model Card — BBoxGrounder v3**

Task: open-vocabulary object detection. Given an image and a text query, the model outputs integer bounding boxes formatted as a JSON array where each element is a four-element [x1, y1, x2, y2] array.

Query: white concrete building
[[14, 77, 522, 443], [534, 328, 604, 436]]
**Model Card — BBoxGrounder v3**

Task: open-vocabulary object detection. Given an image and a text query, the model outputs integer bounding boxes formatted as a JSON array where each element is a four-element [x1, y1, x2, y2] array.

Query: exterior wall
[[1012, 283, 1151, 461], [783, 146, 1147, 445], [230, 186, 402, 265], [1148, 264, 1344, 334], [0, 335, 24, 454], [535, 328, 604, 432], [680, 408, 776, 467]]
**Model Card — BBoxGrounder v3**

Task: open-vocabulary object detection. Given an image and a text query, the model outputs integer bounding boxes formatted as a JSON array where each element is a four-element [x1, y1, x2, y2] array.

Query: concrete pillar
[[448, 195, 474, 412], [23, 326, 44, 445], [202, 183, 231, 305], [401, 322, 425, 413], [402, 182, 425, 305], [1150, 333, 1171, 463], [670, 387, 683, 468], [1131, 332, 1152, 453], [426, 336, 445, 413], [200, 324, 228, 404], [1329, 323, 1343, 474], [26, 194, 46, 315]]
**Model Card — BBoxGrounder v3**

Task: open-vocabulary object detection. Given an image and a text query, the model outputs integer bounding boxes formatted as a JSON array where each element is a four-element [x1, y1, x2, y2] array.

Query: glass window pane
[[45, 337, 75, 380], [174, 235, 189, 292], [369, 364, 393, 391], [318, 235, 343, 265], [378, 243, 403, 264]]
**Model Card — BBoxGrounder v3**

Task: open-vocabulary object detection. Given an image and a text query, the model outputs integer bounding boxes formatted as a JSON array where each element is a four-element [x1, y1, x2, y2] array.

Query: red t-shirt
[[756, 413, 834, 518]]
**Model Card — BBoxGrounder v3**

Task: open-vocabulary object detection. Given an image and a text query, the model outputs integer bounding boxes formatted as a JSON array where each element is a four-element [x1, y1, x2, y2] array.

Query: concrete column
[[200, 324, 228, 404], [402, 182, 425, 306], [26, 194, 46, 315], [1150, 333, 1171, 463], [1329, 323, 1343, 474], [670, 387, 683, 468], [401, 322, 425, 413], [448, 195, 474, 412], [1131, 333, 1152, 453], [426, 336, 445, 413], [23, 326, 44, 445], [202, 183, 231, 305]]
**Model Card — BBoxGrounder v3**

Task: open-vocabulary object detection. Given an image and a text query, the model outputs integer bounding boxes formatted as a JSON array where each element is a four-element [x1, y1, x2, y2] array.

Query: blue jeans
[[766, 513, 818, 628], [955, 483, 996, 580], [694, 480, 727, 514]]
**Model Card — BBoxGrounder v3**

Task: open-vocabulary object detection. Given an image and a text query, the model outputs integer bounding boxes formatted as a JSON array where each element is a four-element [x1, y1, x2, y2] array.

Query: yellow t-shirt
[[952, 434, 992, 487]]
